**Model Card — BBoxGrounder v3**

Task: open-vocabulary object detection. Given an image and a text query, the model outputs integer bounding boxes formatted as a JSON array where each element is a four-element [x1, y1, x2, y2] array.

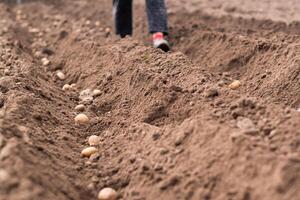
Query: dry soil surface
[[0, 0, 300, 200]]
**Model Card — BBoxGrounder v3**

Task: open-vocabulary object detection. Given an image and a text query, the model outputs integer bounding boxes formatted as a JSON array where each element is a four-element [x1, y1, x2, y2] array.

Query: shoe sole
[[157, 43, 170, 52]]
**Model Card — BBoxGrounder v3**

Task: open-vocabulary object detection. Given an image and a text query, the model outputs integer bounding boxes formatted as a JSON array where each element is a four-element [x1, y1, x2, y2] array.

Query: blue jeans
[[113, 0, 169, 37]]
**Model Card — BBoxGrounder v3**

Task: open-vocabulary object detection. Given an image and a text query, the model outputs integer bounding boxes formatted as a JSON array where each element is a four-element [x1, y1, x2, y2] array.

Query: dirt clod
[[237, 117, 259, 136]]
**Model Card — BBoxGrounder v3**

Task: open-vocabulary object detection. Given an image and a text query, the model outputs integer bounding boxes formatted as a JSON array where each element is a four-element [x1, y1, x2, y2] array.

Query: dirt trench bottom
[[1, 1, 300, 200]]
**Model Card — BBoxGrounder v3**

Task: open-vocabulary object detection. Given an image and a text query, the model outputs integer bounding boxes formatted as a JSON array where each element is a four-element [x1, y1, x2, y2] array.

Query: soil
[[0, 0, 300, 200]]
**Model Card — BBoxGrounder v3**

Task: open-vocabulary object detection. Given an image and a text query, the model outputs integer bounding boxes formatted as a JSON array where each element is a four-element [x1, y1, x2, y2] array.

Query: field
[[0, 0, 300, 199]]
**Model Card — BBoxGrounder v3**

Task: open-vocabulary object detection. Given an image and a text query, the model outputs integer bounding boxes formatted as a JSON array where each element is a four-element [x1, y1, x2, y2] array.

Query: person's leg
[[113, 0, 133, 37], [145, 0, 168, 35]]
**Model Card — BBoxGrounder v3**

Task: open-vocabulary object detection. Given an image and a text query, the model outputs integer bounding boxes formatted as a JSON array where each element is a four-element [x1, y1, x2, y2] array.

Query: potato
[[98, 188, 117, 200], [75, 113, 89, 124], [75, 104, 85, 112], [56, 71, 66, 80], [34, 51, 42, 58], [95, 21, 101, 27], [71, 83, 77, 88], [228, 80, 241, 90], [105, 28, 111, 34], [88, 135, 100, 146], [62, 84, 71, 91], [81, 147, 98, 157], [93, 89, 101, 97], [0, 169, 9, 183], [41, 58, 50, 66]]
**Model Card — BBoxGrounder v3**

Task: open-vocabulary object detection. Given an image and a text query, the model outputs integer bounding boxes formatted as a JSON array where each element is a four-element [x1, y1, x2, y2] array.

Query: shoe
[[152, 32, 170, 52]]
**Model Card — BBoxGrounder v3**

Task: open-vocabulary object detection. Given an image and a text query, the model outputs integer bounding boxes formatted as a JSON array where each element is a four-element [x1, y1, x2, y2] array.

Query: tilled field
[[0, 0, 300, 200]]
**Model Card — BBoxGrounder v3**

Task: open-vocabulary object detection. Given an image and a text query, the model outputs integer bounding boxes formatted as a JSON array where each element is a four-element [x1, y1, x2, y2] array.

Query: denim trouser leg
[[113, 0, 133, 37], [113, 0, 169, 37], [146, 0, 168, 35]]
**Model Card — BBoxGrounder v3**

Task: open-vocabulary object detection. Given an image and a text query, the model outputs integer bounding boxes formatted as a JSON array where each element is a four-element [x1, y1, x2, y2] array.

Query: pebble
[[56, 71, 66, 80], [75, 113, 89, 124], [41, 58, 50, 66], [81, 147, 98, 157], [75, 104, 85, 112], [88, 135, 100, 146], [98, 188, 117, 200], [229, 80, 241, 90], [62, 84, 72, 91]]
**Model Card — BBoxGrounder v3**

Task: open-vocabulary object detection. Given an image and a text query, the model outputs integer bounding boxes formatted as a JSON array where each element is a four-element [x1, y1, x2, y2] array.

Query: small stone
[[229, 80, 241, 90], [88, 135, 100, 146], [41, 58, 50, 66], [56, 71, 66, 80], [62, 84, 72, 91], [81, 147, 98, 157], [98, 188, 117, 200], [75, 104, 85, 112], [93, 89, 101, 97], [75, 113, 90, 124]]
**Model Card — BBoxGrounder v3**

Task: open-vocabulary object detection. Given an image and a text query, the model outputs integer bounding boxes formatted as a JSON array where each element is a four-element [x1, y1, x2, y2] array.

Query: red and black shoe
[[152, 32, 170, 52]]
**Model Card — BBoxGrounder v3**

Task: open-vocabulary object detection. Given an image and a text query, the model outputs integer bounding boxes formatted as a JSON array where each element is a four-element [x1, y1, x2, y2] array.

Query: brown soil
[[0, 0, 300, 200]]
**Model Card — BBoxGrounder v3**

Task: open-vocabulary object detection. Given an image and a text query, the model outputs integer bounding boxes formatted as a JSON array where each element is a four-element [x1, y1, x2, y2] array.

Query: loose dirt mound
[[0, 1, 299, 200]]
